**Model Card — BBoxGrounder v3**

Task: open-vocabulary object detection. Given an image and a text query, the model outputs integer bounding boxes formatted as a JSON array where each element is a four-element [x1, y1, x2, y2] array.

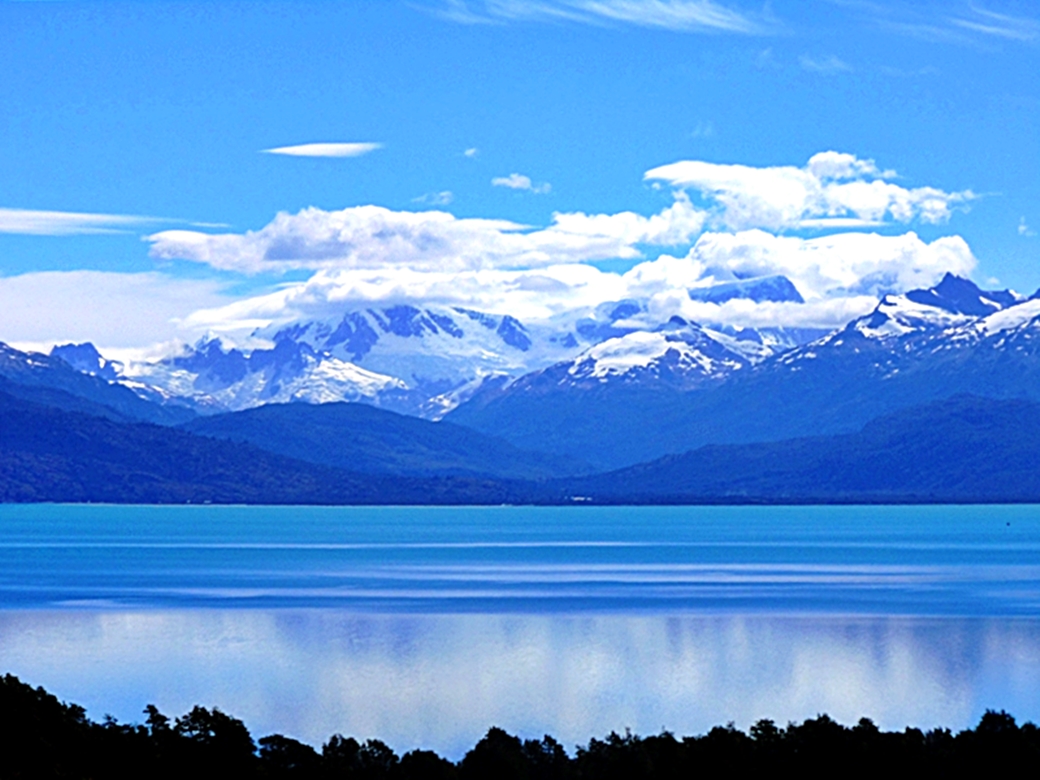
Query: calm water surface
[[0, 504, 1038, 756]]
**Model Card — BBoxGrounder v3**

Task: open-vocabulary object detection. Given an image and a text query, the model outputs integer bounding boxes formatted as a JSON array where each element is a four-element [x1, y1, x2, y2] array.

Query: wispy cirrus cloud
[[0, 207, 173, 236], [430, 0, 774, 34], [261, 142, 382, 158], [492, 172, 552, 194], [948, 6, 1040, 41], [858, 2, 1040, 46]]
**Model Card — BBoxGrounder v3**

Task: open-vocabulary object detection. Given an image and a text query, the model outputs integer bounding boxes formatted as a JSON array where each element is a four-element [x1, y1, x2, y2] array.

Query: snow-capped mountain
[[110, 304, 588, 417], [257, 304, 582, 390], [96, 277, 822, 417], [687, 273, 805, 305], [774, 273, 1029, 372], [123, 337, 412, 413], [447, 274, 1040, 469], [50, 342, 124, 382], [44, 272, 828, 418], [494, 316, 775, 396], [0, 340, 193, 425]]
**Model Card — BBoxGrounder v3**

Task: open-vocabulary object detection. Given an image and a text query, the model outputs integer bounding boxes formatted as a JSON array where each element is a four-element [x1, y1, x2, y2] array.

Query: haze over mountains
[[4, 272, 1040, 503]]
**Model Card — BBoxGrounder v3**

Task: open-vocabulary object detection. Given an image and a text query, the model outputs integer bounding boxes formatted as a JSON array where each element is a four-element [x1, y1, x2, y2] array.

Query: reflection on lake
[[1, 504, 1039, 757], [2, 610, 1039, 757]]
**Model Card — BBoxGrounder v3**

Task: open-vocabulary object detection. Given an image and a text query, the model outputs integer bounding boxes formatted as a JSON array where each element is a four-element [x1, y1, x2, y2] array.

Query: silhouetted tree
[[174, 704, 258, 775], [521, 735, 572, 780], [260, 733, 323, 777], [322, 734, 399, 778], [460, 727, 531, 780], [399, 749, 459, 780], [575, 730, 652, 780], [4, 673, 1040, 780]]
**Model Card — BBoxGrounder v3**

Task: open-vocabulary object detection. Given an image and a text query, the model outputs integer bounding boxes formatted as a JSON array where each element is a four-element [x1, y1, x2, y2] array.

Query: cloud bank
[[147, 195, 705, 274], [178, 229, 973, 341], [0, 271, 227, 356], [4, 152, 984, 352]]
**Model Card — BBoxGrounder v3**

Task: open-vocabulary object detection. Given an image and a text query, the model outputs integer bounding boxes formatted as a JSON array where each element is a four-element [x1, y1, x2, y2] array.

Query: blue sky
[[0, 0, 1037, 353]]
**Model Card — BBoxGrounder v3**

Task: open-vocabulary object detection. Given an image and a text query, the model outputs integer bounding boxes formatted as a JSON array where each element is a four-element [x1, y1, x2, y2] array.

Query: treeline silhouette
[[2, 673, 1038, 779]]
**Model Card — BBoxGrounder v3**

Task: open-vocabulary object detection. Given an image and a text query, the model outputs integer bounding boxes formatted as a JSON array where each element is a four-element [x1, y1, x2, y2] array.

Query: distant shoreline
[[4, 498, 1040, 507]]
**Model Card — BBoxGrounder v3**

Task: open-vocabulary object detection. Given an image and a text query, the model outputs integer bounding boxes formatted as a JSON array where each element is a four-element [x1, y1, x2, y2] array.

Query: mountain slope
[[116, 304, 587, 418], [97, 289, 824, 419], [449, 275, 1040, 469], [181, 401, 587, 479], [0, 341, 194, 425], [0, 391, 530, 504], [561, 395, 1040, 502]]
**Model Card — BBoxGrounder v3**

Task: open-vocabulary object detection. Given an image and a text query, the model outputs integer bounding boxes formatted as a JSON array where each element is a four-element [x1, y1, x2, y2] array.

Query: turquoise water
[[0, 504, 1038, 755], [1, 504, 1038, 613]]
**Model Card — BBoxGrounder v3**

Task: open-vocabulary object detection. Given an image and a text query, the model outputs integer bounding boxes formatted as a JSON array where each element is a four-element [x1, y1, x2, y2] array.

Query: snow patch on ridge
[[572, 332, 680, 378], [980, 299, 1040, 337]]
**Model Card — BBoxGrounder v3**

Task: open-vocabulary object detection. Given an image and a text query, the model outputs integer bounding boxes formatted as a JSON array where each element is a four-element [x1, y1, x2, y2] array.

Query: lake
[[1, 504, 1038, 757]]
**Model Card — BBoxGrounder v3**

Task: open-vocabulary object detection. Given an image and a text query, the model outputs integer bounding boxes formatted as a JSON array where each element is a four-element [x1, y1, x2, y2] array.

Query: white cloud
[[949, 8, 1040, 42], [464, 147, 480, 158], [141, 149, 982, 345], [1019, 217, 1036, 237], [0, 151, 948, 356], [798, 54, 852, 73], [261, 142, 382, 158], [492, 172, 551, 194], [678, 229, 976, 300], [175, 228, 974, 341], [182, 263, 628, 334], [870, 5, 1039, 47], [549, 191, 705, 246], [0, 271, 230, 355], [690, 120, 715, 139], [413, 191, 455, 206], [147, 195, 705, 274], [659, 292, 880, 331], [645, 151, 973, 231], [565, 0, 766, 32], [0, 207, 159, 236], [435, 0, 772, 34]]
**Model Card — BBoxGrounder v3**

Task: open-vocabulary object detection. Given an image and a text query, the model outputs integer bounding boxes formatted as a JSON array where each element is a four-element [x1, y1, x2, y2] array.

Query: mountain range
[[57, 275, 822, 421], [448, 273, 1040, 468], [4, 272, 1040, 503]]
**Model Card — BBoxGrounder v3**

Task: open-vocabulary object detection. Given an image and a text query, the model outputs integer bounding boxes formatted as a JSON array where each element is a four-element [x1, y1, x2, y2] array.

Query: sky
[[0, 0, 1037, 357]]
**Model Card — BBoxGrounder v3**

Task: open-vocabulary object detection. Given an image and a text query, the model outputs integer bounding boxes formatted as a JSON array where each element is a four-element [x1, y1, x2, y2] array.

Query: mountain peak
[[50, 342, 122, 381], [688, 274, 804, 305], [905, 273, 1018, 316]]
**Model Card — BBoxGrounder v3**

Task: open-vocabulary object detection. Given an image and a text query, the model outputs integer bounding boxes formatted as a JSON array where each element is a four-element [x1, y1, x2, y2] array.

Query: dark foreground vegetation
[[2, 674, 1038, 779]]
